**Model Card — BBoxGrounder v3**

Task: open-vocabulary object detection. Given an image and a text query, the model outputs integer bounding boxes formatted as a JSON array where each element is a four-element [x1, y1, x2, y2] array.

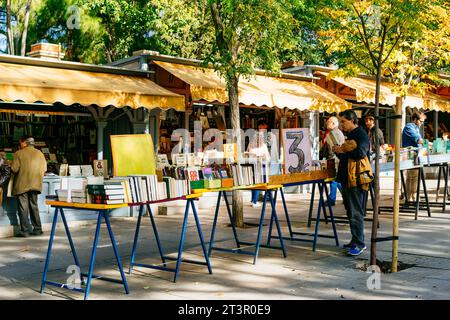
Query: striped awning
[[154, 61, 351, 113], [0, 61, 185, 111]]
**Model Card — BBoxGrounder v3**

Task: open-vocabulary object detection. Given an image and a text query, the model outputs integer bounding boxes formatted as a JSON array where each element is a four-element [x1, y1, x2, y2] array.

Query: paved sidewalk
[[1, 178, 450, 300]]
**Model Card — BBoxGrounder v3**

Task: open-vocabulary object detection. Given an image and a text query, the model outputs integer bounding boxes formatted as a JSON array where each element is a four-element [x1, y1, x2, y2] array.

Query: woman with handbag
[[332, 110, 371, 256]]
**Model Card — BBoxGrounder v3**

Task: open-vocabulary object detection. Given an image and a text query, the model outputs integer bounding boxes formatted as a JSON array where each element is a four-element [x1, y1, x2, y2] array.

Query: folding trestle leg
[[41, 207, 129, 300], [129, 205, 167, 275], [103, 213, 130, 295], [420, 168, 432, 218], [322, 182, 340, 247], [40, 207, 82, 294], [209, 191, 251, 256], [265, 190, 287, 258], [129, 205, 145, 274], [129, 200, 212, 283], [82, 211, 129, 300], [168, 199, 212, 282], [208, 191, 240, 257], [147, 204, 167, 266], [307, 183, 316, 228], [209, 189, 286, 264], [41, 208, 84, 295], [269, 181, 339, 251], [60, 208, 85, 286], [189, 199, 213, 275], [441, 164, 448, 209]]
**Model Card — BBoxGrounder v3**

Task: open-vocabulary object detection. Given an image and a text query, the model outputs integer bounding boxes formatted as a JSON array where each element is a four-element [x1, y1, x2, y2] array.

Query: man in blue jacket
[[332, 110, 370, 256], [402, 111, 426, 202]]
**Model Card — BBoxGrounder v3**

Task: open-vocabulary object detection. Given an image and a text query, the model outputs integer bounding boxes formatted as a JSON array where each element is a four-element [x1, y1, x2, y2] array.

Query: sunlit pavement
[[1, 176, 450, 300]]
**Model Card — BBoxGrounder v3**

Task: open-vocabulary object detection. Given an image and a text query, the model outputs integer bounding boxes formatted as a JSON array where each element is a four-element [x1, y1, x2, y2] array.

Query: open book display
[[54, 135, 278, 205]]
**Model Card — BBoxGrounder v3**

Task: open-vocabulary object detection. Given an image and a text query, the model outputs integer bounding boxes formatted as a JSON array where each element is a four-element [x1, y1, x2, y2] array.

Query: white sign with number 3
[[282, 128, 312, 174]]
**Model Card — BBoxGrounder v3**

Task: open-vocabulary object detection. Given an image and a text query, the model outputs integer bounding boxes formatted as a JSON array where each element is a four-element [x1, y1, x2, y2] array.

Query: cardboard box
[[190, 180, 205, 190], [221, 178, 234, 188], [205, 179, 222, 189]]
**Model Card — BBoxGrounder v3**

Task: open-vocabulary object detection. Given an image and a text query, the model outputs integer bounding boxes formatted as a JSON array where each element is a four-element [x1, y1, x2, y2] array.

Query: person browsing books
[[10, 137, 47, 237], [332, 110, 370, 256], [402, 111, 426, 202]]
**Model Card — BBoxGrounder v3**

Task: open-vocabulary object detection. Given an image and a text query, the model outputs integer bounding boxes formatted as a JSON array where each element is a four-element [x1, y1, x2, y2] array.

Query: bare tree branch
[[20, 0, 32, 57], [352, 4, 378, 68], [6, 0, 14, 55]]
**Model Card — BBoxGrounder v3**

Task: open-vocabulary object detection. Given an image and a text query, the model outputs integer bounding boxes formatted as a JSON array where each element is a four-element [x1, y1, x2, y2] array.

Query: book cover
[[187, 169, 200, 181], [94, 160, 108, 177], [202, 167, 213, 180]]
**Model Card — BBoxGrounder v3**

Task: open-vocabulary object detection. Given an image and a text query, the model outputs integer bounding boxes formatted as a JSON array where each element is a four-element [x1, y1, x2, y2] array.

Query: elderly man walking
[[11, 137, 47, 237], [321, 116, 346, 206]]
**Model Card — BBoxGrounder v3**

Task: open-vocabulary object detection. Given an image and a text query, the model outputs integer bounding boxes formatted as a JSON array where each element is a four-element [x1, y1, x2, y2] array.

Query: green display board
[[110, 134, 156, 177]]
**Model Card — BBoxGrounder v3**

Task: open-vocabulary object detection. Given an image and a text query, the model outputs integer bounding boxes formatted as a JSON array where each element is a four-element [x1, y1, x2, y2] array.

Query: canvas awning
[[317, 71, 450, 112], [0, 62, 185, 111], [154, 61, 351, 113]]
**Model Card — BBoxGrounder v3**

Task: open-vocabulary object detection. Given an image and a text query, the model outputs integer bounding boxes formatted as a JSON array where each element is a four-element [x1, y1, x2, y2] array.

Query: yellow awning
[[155, 61, 351, 113], [0, 62, 185, 111], [317, 71, 450, 112]]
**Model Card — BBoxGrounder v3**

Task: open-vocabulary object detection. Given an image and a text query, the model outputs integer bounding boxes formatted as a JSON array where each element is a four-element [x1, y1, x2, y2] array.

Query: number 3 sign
[[282, 128, 312, 173]]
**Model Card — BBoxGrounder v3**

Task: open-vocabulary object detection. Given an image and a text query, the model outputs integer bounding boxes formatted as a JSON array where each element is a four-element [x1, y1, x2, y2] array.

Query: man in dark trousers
[[402, 111, 426, 202], [11, 137, 47, 237], [332, 110, 370, 256]]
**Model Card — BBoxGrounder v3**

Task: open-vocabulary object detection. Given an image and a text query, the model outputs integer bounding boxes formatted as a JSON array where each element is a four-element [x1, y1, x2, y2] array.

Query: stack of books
[[56, 177, 88, 202], [71, 189, 88, 203], [87, 182, 126, 205], [56, 189, 69, 202]]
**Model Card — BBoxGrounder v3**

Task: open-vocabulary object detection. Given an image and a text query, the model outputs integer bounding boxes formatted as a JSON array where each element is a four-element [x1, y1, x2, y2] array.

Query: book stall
[[40, 125, 342, 299], [372, 137, 450, 219], [419, 137, 450, 212], [42, 134, 211, 300], [0, 54, 185, 226]]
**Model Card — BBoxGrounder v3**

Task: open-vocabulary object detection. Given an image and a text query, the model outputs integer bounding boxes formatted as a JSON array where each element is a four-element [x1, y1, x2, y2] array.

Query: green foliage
[[84, 0, 157, 63], [282, 0, 334, 66], [316, 0, 450, 92], [206, 0, 299, 84], [25, 0, 106, 63], [151, 0, 215, 60]]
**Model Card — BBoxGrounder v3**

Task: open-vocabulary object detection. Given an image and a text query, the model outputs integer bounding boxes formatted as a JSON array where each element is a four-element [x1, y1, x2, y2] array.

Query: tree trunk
[[20, 0, 33, 57], [228, 75, 244, 228], [6, 0, 14, 55], [391, 97, 403, 272], [370, 66, 382, 266]]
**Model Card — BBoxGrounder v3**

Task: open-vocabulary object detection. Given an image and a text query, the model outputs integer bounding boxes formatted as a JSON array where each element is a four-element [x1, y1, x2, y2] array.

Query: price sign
[[282, 128, 312, 173]]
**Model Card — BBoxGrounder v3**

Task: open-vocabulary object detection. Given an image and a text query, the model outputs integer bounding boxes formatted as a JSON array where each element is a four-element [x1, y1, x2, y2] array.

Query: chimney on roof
[[133, 50, 160, 57], [27, 42, 65, 61], [281, 60, 304, 70]]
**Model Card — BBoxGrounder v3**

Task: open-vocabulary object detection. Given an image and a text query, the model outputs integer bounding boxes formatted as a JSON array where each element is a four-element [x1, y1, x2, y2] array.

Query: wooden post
[[392, 97, 403, 272]]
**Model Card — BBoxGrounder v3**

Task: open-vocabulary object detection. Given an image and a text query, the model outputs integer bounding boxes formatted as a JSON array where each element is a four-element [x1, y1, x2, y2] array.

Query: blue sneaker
[[347, 244, 367, 256]]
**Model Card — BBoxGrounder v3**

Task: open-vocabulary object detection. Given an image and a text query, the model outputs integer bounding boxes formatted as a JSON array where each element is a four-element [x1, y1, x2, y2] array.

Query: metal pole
[[434, 110, 439, 140], [392, 97, 403, 273]]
